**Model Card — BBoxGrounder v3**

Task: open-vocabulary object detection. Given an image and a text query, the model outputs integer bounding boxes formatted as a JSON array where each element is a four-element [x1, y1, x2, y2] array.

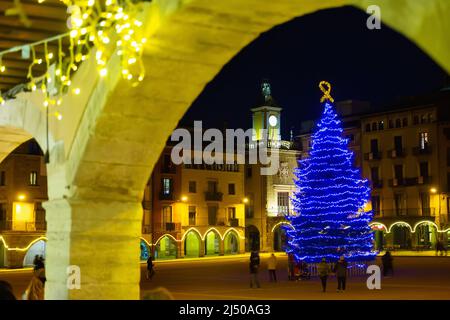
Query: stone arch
[[414, 221, 438, 248], [140, 239, 150, 261], [154, 235, 177, 260], [390, 223, 413, 249], [0, 108, 50, 163], [23, 239, 47, 267], [224, 230, 239, 255], [184, 230, 202, 257], [204, 229, 220, 256], [273, 223, 289, 252], [370, 223, 388, 251]]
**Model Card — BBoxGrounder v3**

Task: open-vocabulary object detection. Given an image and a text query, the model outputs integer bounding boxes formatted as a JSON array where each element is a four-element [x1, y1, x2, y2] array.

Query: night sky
[[180, 6, 448, 139]]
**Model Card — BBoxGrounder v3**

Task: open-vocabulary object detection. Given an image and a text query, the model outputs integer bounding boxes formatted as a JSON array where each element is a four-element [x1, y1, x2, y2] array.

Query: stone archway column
[[43, 144, 143, 300], [219, 238, 225, 256], [199, 239, 205, 257], [44, 198, 142, 300]]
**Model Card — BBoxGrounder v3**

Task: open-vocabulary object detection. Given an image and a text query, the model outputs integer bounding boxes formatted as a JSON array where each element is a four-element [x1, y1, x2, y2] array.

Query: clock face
[[268, 115, 278, 127]]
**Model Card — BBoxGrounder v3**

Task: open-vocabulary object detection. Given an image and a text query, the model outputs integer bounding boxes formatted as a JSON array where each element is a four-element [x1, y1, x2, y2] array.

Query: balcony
[[228, 218, 240, 227], [378, 208, 435, 217], [388, 178, 405, 187], [410, 176, 433, 185], [204, 192, 223, 201], [372, 179, 383, 189], [153, 222, 181, 233], [412, 145, 432, 156], [364, 151, 382, 161], [388, 149, 406, 158], [159, 192, 174, 201], [0, 220, 46, 231]]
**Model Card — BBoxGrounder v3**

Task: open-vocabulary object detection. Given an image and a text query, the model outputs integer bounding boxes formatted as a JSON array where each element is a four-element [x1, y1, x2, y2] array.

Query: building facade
[[0, 139, 47, 268], [142, 145, 246, 260], [244, 81, 301, 253], [298, 93, 450, 251], [361, 95, 450, 250]]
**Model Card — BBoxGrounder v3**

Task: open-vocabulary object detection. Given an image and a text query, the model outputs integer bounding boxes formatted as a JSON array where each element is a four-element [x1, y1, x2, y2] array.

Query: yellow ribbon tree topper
[[319, 80, 334, 103]]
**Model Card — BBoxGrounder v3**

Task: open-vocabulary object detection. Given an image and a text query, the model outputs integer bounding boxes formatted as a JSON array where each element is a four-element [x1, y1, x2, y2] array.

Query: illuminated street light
[[17, 194, 26, 201], [181, 196, 188, 202], [430, 188, 437, 194], [243, 197, 249, 204]]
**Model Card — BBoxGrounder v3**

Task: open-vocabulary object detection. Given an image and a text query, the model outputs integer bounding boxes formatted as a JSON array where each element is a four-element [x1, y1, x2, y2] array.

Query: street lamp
[[181, 195, 188, 202], [430, 187, 437, 194], [17, 194, 26, 201], [243, 197, 249, 204]]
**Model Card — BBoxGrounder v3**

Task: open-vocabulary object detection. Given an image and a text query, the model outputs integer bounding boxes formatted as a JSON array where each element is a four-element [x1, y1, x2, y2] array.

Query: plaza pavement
[[1, 253, 449, 300]]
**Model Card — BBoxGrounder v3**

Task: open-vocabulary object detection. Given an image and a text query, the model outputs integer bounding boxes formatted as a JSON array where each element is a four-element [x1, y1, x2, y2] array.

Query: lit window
[[277, 192, 290, 215], [419, 132, 429, 150], [162, 178, 172, 195], [30, 171, 38, 186]]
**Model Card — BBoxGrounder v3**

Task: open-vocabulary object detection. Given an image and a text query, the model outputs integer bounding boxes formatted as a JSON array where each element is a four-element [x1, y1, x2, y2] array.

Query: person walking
[[267, 253, 277, 282], [317, 258, 330, 292], [333, 256, 348, 292], [381, 251, 394, 277], [24, 264, 46, 300], [146, 255, 155, 280], [435, 240, 447, 256], [287, 254, 295, 281], [249, 251, 261, 288]]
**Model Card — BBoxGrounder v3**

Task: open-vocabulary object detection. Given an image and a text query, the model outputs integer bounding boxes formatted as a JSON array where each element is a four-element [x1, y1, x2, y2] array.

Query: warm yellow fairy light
[[70, 30, 78, 38], [0, 0, 146, 123]]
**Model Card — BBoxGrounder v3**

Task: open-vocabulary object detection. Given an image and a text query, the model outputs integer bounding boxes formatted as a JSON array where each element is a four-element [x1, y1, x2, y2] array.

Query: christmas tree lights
[[285, 81, 376, 263]]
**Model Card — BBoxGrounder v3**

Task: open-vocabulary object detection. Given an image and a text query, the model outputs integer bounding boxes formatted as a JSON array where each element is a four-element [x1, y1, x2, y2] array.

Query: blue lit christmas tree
[[285, 81, 376, 263]]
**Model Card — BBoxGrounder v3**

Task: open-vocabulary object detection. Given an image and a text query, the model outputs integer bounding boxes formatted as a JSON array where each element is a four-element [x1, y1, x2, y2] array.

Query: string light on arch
[[0, 0, 148, 119]]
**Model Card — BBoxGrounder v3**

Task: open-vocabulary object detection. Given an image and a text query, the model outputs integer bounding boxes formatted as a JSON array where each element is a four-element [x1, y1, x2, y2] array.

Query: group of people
[[0, 255, 46, 300], [249, 251, 398, 292], [249, 252, 280, 288], [287, 254, 310, 281]]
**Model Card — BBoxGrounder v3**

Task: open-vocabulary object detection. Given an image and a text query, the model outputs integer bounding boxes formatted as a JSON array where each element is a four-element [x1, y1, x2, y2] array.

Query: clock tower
[[251, 79, 282, 142]]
